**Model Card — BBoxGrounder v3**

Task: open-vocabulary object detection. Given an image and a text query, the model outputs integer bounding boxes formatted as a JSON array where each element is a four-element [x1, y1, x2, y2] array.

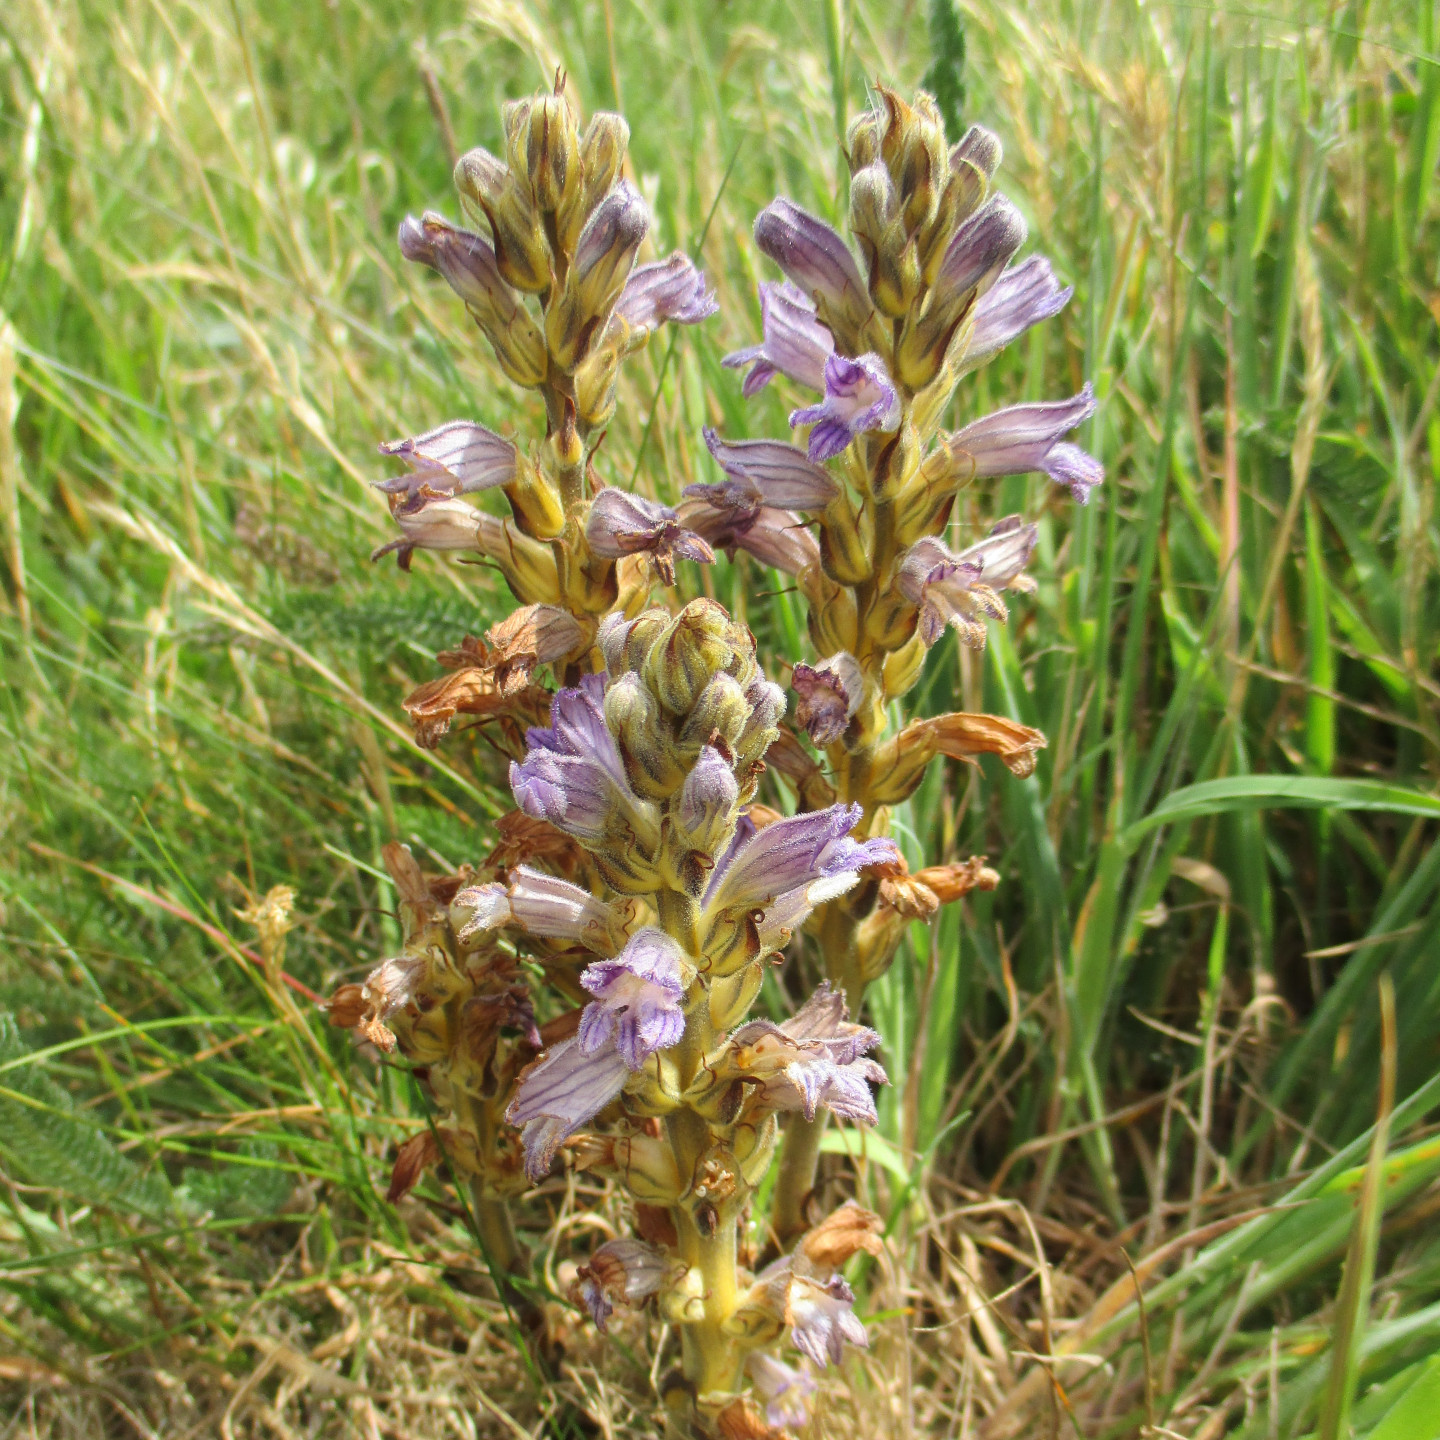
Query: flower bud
[[845, 108, 883, 172], [452, 146, 508, 225], [676, 744, 741, 856], [574, 334, 620, 428], [600, 609, 670, 677], [733, 678, 786, 775], [641, 599, 751, 717], [503, 452, 566, 539], [606, 671, 688, 799], [398, 212, 548, 384], [677, 671, 753, 754], [524, 93, 581, 216], [547, 182, 650, 368], [896, 94, 947, 237], [557, 110, 631, 255]]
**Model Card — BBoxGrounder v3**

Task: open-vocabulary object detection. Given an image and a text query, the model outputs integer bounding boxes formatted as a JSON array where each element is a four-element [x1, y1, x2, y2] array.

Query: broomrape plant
[[329, 78, 1096, 1437]]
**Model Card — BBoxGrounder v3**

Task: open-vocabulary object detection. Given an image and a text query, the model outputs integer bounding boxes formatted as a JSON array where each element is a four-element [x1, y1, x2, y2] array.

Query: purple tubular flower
[[576, 1238, 667, 1332], [370, 495, 482, 568], [704, 802, 899, 913], [584, 488, 715, 585], [935, 195, 1028, 303], [693, 430, 838, 513], [614, 252, 718, 328], [727, 984, 888, 1123], [398, 212, 511, 314], [792, 652, 863, 746], [721, 281, 833, 395], [510, 674, 657, 844], [678, 500, 822, 577], [578, 928, 688, 1070], [789, 352, 901, 463], [748, 1353, 817, 1431], [965, 257, 1073, 370], [574, 180, 650, 282], [896, 517, 1039, 647], [949, 383, 1103, 501], [506, 1037, 630, 1181], [678, 744, 740, 848], [788, 1273, 870, 1367], [754, 199, 868, 313], [375, 420, 518, 502], [455, 868, 620, 950]]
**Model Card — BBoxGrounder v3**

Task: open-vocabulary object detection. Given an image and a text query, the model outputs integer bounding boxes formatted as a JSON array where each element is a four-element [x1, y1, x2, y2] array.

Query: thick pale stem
[[656, 886, 745, 1419], [770, 420, 906, 1248]]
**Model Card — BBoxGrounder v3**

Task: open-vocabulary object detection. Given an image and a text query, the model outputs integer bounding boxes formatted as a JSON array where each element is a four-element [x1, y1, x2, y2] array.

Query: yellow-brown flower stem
[[656, 888, 745, 1413], [770, 417, 908, 1248]]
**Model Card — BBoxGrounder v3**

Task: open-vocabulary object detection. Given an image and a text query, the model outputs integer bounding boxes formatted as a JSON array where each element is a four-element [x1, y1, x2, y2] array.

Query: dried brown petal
[[923, 711, 1046, 777], [877, 874, 941, 919], [717, 1398, 783, 1440], [634, 1202, 679, 1249], [386, 1130, 441, 1203], [485, 810, 587, 876], [538, 1006, 585, 1047], [913, 857, 1000, 902], [742, 803, 784, 830], [325, 983, 370, 1029], [761, 727, 837, 809], [800, 1200, 885, 1269]]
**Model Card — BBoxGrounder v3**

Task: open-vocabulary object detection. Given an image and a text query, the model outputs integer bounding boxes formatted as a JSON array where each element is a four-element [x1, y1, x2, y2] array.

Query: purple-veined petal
[[376, 420, 517, 501], [695, 429, 838, 512], [965, 256, 1072, 369], [789, 352, 900, 463], [754, 200, 867, 314], [614, 252, 718, 328], [721, 280, 833, 394], [507, 1037, 630, 1181]]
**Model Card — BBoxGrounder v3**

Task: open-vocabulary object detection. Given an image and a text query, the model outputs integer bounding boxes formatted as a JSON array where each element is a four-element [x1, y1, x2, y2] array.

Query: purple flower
[[896, 517, 1039, 648], [753, 199, 868, 315], [722, 281, 833, 395], [573, 181, 650, 284], [692, 430, 838, 514], [454, 868, 621, 952], [704, 802, 899, 914], [787, 1273, 869, 1367], [950, 124, 1003, 183], [375, 421, 517, 503], [585, 488, 715, 586], [748, 1353, 817, 1431], [398, 212, 514, 315], [948, 385, 1102, 502], [965, 257, 1072, 370], [510, 674, 659, 846], [370, 495, 483, 569], [728, 983, 888, 1125], [934, 195, 1028, 306], [788, 352, 901, 463], [678, 500, 822, 577], [577, 928, 688, 1070], [575, 1237, 667, 1332], [792, 652, 863, 746], [506, 1037, 630, 1182], [677, 744, 740, 851], [615, 253, 718, 329]]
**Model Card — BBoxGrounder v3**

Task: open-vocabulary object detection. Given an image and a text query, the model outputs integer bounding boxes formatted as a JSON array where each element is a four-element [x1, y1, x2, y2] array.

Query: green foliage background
[[0, 0, 1436, 1434]]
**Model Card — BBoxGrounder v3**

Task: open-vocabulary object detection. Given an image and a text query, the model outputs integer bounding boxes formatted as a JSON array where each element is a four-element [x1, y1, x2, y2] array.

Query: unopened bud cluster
[[328, 80, 1098, 1437]]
